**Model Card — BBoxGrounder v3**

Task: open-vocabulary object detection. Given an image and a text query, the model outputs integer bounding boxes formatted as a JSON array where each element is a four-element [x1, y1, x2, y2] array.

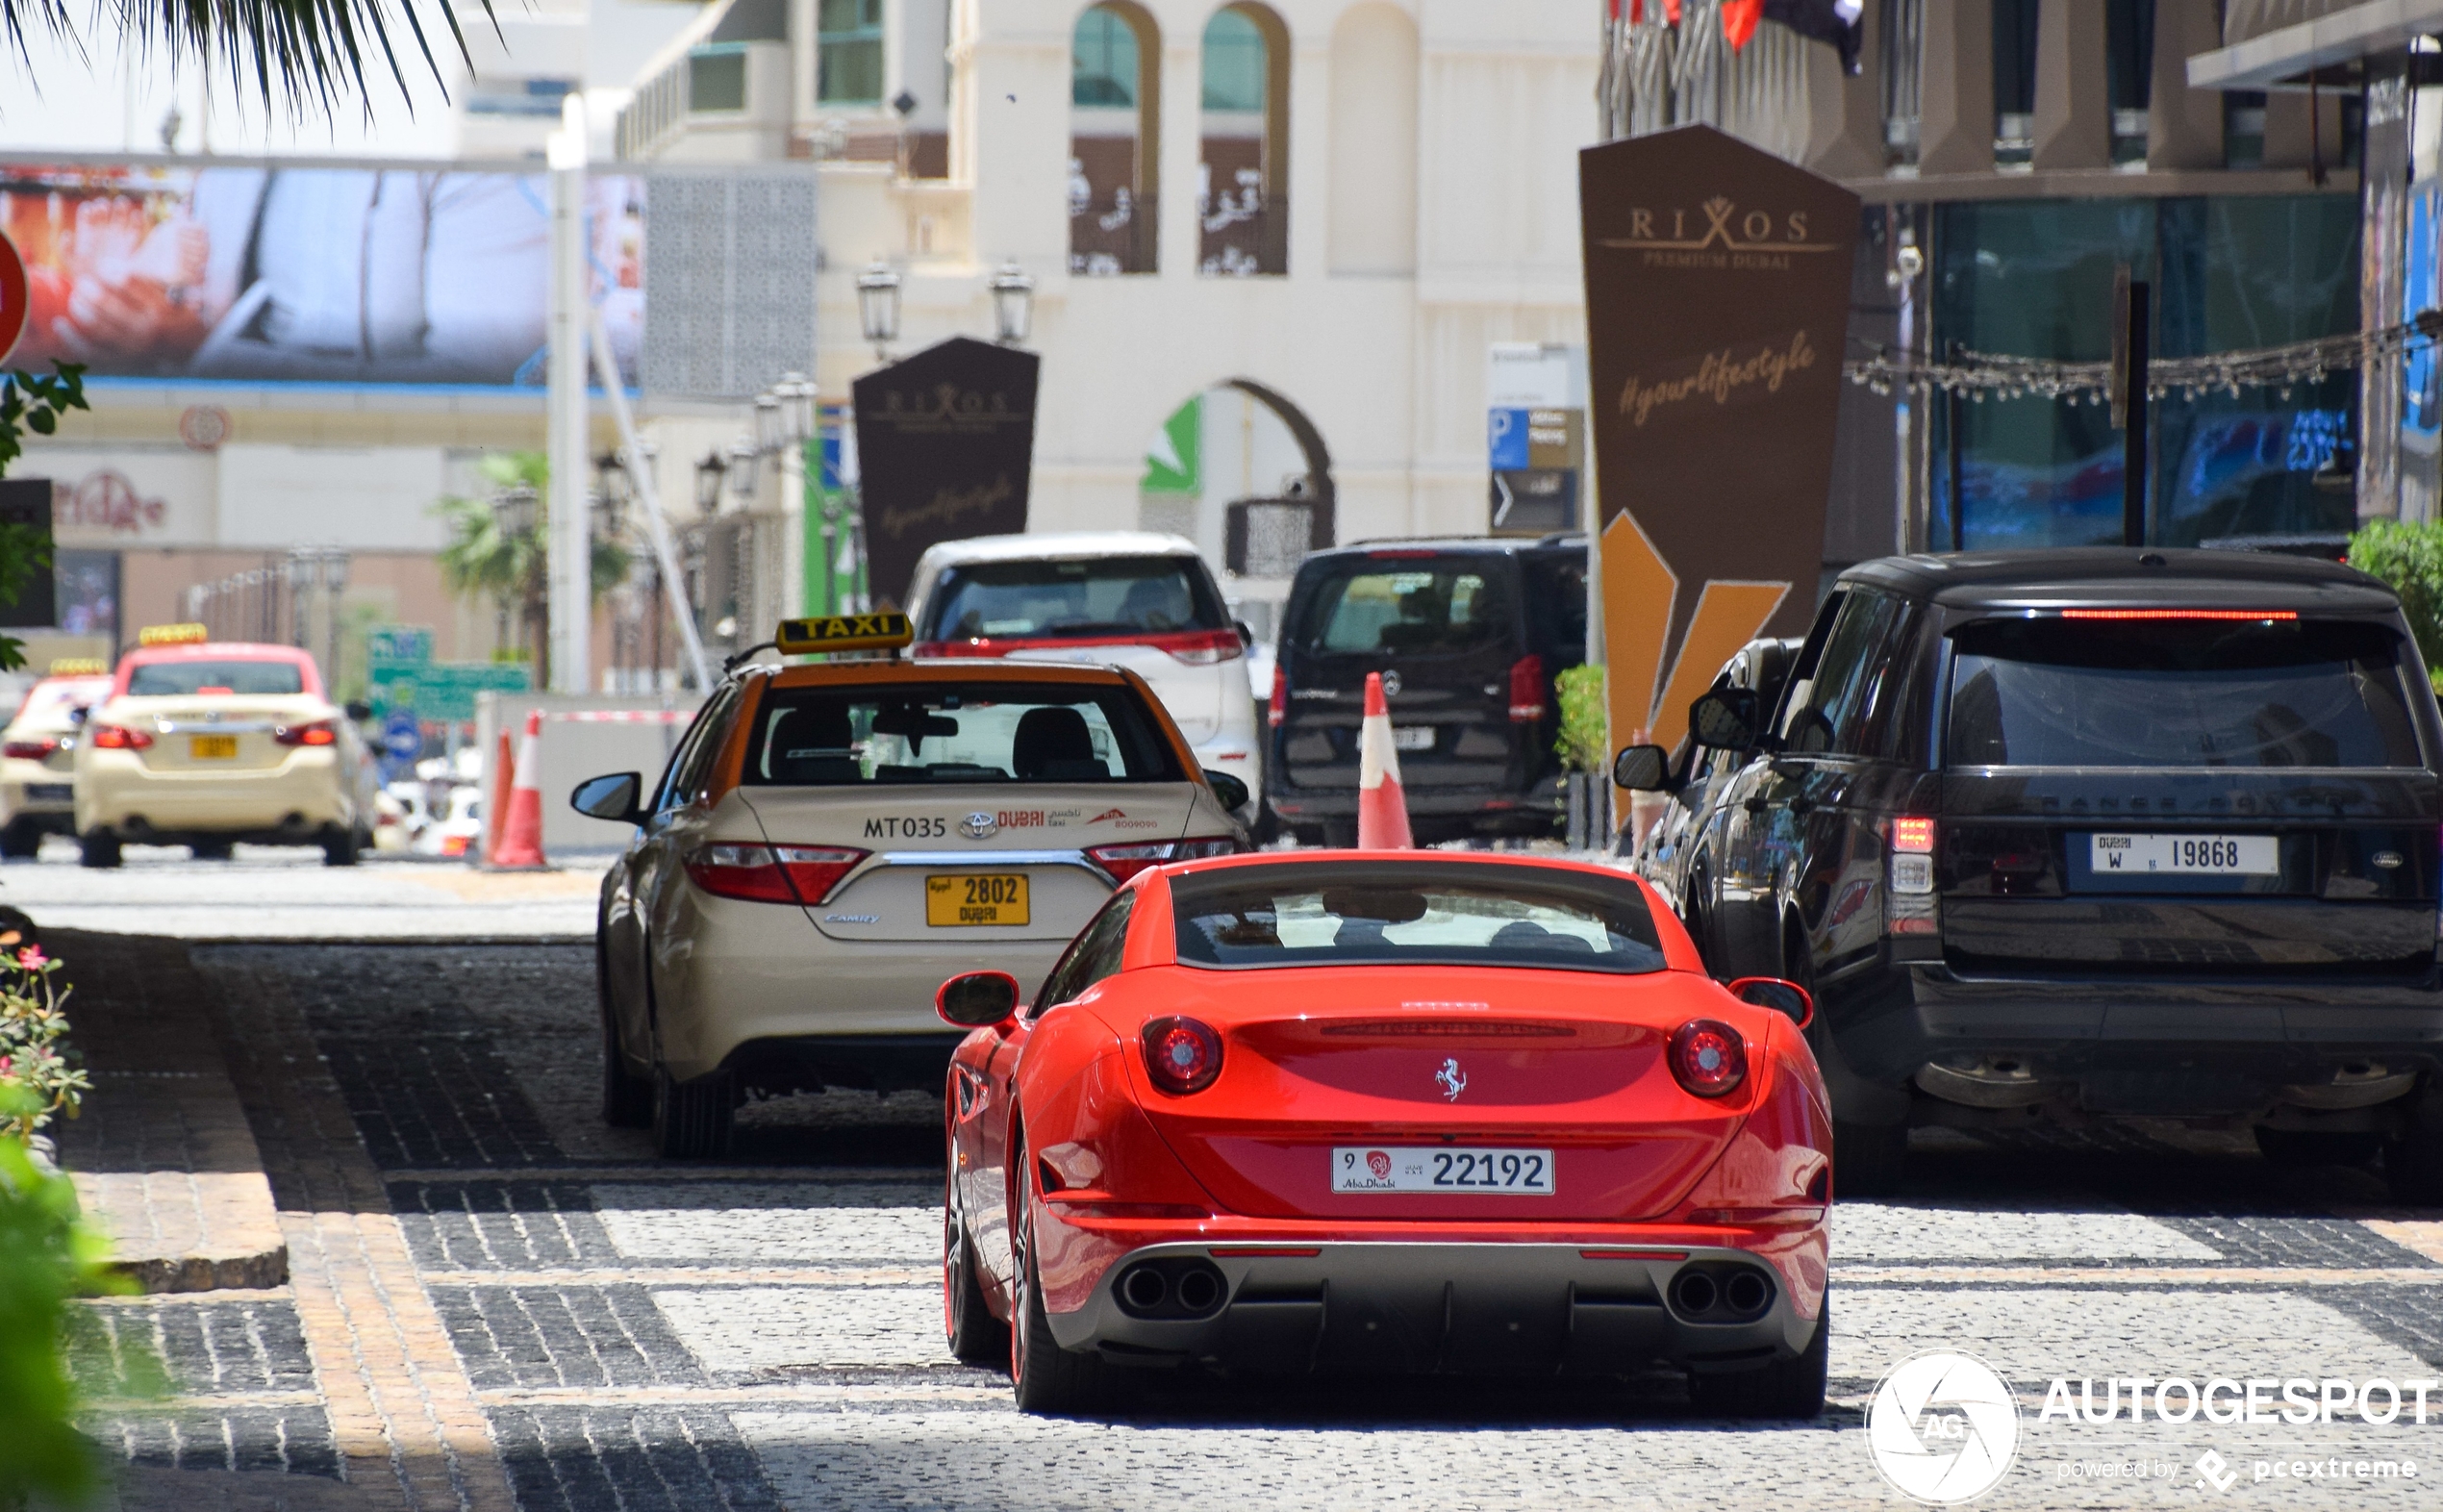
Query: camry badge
[[1436, 1057, 1467, 1101], [961, 812, 997, 840]]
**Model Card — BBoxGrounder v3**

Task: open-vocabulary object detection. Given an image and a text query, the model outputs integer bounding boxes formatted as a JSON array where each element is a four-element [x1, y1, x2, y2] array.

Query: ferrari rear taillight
[[274, 720, 337, 747], [1668, 1019, 1747, 1098], [685, 843, 869, 904], [1268, 666, 1287, 728], [1141, 1015, 1223, 1095], [1508, 654, 1546, 722], [3, 739, 58, 759], [1088, 837, 1237, 882], [89, 724, 153, 751]]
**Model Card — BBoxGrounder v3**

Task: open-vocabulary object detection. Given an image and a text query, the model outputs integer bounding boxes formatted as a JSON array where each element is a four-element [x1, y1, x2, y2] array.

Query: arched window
[[1199, 4, 1289, 276], [1070, 4, 1160, 275]]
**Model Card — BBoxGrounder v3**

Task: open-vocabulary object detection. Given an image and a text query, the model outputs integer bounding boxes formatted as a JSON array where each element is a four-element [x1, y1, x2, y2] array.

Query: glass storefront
[[1930, 193, 2359, 550]]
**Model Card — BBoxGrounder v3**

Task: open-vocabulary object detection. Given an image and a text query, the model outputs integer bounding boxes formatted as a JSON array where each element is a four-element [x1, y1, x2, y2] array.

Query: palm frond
[[6, 0, 497, 115]]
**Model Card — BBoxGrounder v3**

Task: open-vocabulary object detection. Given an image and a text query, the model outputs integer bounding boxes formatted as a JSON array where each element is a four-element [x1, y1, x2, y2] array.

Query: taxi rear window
[[127, 661, 305, 696], [741, 681, 1185, 786]]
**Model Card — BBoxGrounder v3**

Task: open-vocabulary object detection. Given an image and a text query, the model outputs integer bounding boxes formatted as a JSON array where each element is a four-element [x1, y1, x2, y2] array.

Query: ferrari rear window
[[1170, 861, 1666, 974]]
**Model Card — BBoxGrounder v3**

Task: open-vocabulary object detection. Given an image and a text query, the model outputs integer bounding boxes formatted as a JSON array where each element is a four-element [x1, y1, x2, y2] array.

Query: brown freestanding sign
[[853, 337, 1040, 607], [1579, 125, 1857, 760]]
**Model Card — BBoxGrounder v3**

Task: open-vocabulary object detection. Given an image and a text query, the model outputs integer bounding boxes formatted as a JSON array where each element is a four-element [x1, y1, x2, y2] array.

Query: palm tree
[[5, 0, 491, 113], [436, 451, 632, 691]]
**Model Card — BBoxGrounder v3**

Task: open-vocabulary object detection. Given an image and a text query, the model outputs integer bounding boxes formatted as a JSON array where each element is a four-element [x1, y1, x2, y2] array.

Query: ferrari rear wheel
[[944, 1179, 1010, 1366], [1009, 1139, 1107, 1415], [1687, 1288, 1829, 1420]]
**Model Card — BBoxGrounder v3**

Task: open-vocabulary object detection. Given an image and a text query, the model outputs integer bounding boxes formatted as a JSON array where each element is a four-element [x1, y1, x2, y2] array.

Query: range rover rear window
[[1947, 617, 2422, 769]]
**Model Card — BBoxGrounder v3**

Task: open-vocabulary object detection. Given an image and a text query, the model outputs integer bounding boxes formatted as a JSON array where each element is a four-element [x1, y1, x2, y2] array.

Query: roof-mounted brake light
[[2059, 609, 2298, 621]]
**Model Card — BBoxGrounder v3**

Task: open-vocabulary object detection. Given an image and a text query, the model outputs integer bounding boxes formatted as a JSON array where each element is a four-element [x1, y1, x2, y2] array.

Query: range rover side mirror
[[1689, 689, 1760, 751], [938, 970, 1022, 1030], [1611, 743, 1670, 792], [570, 771, 644, 825], [1726, 975, 1814, 1029], [1203, 769, 1251, 813]]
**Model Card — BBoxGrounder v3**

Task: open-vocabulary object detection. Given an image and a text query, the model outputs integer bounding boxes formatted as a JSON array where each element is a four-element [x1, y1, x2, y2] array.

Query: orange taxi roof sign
[[775, 612, 912, 656]]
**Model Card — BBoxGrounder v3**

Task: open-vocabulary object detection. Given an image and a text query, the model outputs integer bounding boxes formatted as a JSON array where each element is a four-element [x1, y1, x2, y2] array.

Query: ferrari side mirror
[[1726, 975, 1813, 1030], [938, 970, 1022, 1030]]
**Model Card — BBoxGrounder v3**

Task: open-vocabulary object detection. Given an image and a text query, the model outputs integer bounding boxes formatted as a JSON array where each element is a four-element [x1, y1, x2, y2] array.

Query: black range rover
[[1620, 548, 2443, 1201]]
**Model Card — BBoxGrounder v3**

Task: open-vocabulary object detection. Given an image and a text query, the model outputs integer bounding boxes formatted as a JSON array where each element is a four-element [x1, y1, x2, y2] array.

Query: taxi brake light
[[1088, 837, 1237, 882], [274, 721, 338, 747], [686, 843, 869, 904], [3, 739, 59, 760], [89, 724, 153, 751]]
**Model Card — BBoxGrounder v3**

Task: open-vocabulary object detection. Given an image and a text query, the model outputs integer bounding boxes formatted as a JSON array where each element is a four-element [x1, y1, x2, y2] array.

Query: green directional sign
[[368, 661, 533, 723]]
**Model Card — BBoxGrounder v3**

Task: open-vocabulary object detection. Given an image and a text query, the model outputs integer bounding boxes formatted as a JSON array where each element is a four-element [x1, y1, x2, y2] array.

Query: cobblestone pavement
[[68, 938, 2443, 1511]]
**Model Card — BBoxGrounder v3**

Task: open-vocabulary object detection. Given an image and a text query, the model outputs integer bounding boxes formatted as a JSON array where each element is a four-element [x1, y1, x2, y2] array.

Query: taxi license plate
[[2089, 833, 2278, 875], [926, 873, 1029, 927], [189, 735, 239, 760], [1331, 1146, 1555, 1196]]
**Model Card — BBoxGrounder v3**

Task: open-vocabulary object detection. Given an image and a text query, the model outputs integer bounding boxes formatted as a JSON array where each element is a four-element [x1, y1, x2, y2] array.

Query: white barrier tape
[[545, 710, 693, 723]]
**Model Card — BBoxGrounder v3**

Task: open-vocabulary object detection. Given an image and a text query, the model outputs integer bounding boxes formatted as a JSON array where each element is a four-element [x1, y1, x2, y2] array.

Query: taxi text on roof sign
[[47, 658, 107, 675], [775, 612, 913, 656], [138, 623, 210, 647]]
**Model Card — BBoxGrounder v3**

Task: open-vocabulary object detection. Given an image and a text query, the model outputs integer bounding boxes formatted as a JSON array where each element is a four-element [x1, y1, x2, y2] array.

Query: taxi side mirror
[[1202, 769, 1251, 813], [570, 771, 643, 825], [938, 970, 1022, 1030], [1726, 975, 1813, 1030], [1611, 743, 1670, 792], [343, 701, 373, 722]]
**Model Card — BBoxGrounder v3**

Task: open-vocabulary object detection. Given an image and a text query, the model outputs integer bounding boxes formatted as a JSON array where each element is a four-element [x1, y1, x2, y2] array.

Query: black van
[[1268, 536, 1586, 846], [1617, 549, 2443, 1203]]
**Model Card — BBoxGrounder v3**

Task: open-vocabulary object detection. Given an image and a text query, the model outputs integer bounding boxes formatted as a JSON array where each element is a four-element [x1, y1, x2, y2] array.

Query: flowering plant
[[0, 935, 85, 1143]]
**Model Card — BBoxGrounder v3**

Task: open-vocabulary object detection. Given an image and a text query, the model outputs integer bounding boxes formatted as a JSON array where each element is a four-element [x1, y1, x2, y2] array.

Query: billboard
[[853, 338, 1040, 608], [0, 161, 642, 388], [1578, 125, 1857, 758]]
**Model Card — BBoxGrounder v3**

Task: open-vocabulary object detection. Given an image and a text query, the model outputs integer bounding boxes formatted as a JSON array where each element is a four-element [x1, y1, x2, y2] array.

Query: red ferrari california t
[[935, 851, 1832, 1417]]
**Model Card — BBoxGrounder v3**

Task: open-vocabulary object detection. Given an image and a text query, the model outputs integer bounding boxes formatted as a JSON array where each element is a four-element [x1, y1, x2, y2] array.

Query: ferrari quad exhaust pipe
[[1115, 1259, 1227, 1320], [1668, 1263, 1775, 1323]]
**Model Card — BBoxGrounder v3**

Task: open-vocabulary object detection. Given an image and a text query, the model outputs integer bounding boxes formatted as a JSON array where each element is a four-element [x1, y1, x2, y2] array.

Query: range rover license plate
[[2089, 833, 2278, 875]]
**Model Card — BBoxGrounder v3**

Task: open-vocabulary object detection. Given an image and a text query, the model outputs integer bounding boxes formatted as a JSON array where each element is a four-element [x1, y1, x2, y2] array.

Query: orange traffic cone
[[490, 710, 549, 869], [479, 729, 514, 863], [1356, 671, 1414, 850]]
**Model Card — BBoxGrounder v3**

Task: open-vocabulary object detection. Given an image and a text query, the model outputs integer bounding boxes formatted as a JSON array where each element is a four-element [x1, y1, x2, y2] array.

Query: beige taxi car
[[74, 628, 380, 868], [0, 668, 112, 858], [571, 613, 1250, 1158]]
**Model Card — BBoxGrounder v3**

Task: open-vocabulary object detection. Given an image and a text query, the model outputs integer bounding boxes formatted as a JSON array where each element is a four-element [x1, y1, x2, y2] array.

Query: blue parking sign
[[1488, 408, 1532, 470], [383, 713, 423, 760]]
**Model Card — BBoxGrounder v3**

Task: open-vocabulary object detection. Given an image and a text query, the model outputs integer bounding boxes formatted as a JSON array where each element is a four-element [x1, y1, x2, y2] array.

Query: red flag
[[1724, 0, 1764, 48]]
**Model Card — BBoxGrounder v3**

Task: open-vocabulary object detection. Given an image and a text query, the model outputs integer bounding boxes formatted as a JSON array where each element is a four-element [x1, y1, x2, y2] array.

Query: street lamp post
[[693, 452, 727, 517], [857, 261, 902, 363], [990, 261, 1035, 346]]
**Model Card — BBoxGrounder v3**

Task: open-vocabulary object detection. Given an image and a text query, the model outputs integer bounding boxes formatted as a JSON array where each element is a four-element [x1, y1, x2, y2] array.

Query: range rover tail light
[[1888, 814, 1938, 937], [1268, 666, 1287, 728]]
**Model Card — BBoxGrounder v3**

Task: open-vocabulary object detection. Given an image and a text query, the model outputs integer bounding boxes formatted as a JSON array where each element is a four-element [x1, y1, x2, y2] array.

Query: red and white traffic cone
[[489, 710, 549, 869], [1355, 671, 1414, 850]]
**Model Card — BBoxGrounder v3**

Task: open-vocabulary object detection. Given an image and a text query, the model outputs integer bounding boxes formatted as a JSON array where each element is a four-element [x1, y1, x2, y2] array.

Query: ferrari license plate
[[2089, 833, 2277, 875], [1331, 1146, 1554, 1196], [189, 735, 239, 760], [926, 872, 1029, 927]]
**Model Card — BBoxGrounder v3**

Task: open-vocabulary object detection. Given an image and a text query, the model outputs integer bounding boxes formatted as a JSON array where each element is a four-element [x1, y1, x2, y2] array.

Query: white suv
[[904, 533, 1261, 811]]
